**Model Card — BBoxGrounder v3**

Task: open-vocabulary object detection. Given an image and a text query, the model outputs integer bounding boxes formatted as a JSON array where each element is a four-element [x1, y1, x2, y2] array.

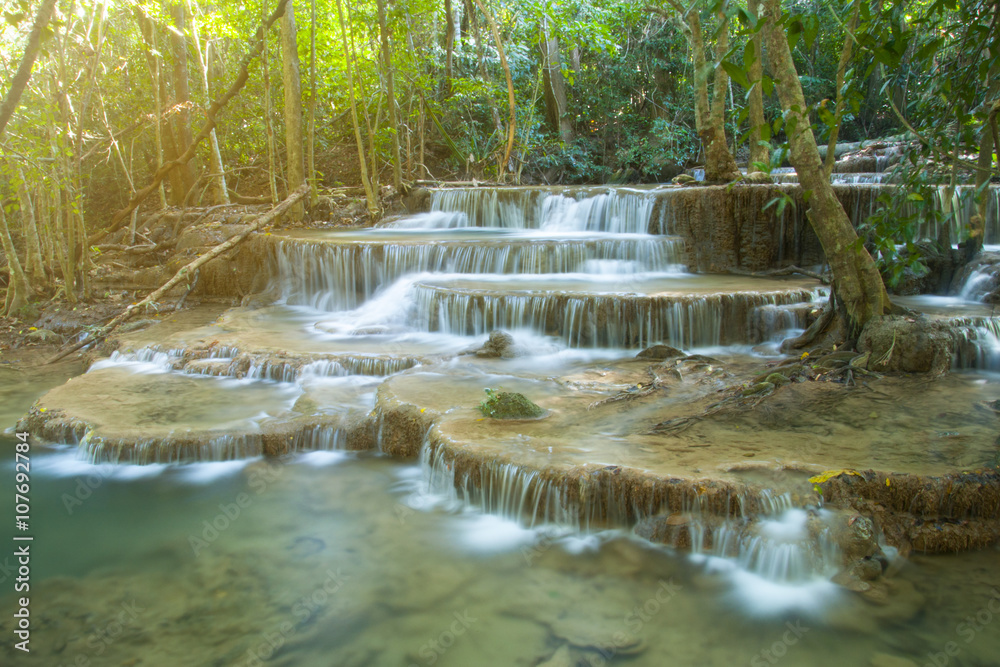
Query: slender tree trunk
[[377, 0, 403, 188], [824, 0, 860, 177], [474, 0, 516, 177], [747, 2, 769, 170], [168, 1, 198, 201], [762, 0, 888, 337], [186, 0, 230, 205], [444, 0, 456, 96], [17, 180, 45, 286], [540, 12, 573, 144], [469, 4, 503, 144], [0, 204, 34, 316], [263, 0, 279, 204], [969, 60, 1000, 259], [307, 0, 317, 203], [0, 0, 58, 140], [280, 0, 305, 220], [335, 0, 378, 217], [705, 9, 740, 181]]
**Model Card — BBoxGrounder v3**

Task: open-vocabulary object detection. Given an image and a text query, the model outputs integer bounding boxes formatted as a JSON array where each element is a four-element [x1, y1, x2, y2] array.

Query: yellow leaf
[[28, 326, 37, 331], [420, 408, 426, 413], [808, 469, 862, 485], [800, 351, 809, 360], [885, 478, 891, 487]]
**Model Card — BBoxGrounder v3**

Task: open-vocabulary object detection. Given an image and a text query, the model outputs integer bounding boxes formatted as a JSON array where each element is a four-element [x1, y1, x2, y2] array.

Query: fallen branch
[[47, 185, 307, 364], [728, 265, 831, 284]]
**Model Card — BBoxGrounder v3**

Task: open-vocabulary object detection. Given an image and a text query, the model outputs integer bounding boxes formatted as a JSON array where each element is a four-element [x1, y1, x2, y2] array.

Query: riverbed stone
[[858, 315, 953, 374]]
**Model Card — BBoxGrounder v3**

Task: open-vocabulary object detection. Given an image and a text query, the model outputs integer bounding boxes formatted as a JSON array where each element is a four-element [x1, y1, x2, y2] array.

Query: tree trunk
[[0, 202, 34, 317], [335, 0, 378, 217], [134, 6, 186, 206], [705, 8, 740, 181], [307, 0, 317, 203], [186, 0, 230, 205], [657, 2, 739, 181], [168, 1, 198, 201], [969, 66, 1000, 260], [747, 2, 769, 170], [540, 13, 573, 144], [762, 0, 888, 338], [263, 0, 279, 204], [474, 0, 516, 177], [377, 0, 403, 189], [0, 0, 57, 140], [469, 3, 503, 145], [444, 0, 456, 96], [280, 0, 305, 220], [18, 180, 46, 287]]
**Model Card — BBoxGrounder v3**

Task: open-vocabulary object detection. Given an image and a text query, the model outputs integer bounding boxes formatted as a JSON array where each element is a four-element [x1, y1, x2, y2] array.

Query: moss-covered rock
[[478, 388, 545, 419]]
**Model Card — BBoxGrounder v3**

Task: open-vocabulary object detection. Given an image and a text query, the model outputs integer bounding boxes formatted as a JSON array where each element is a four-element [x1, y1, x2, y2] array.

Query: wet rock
[[478, 389, 545, 419], [636, 344, 685, 360], [745, 171, 773, 184], [858, 315, 952, 374], [831, 514, 881, 564], [672, 174, 697, 185], [240, 288, 280, 309], [474, 330, 527, 359], [763, 372, 790, 386], [25, 328, 65, 344], [740, 381, 774, 397], [404, 186, 431, 213]]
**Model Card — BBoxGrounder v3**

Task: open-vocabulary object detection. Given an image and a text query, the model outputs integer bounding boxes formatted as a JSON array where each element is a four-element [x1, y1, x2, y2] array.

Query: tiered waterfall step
[[410, 274, 823, 348], [275, 228, 686, 311]]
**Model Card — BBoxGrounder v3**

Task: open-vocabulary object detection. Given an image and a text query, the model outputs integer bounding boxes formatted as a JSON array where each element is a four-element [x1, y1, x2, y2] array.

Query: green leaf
[[721, 61, 750, 89]]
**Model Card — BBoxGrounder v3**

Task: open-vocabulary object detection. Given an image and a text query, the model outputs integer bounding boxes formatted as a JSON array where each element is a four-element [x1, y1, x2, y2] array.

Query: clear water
[[3, 441, 1000, 667]]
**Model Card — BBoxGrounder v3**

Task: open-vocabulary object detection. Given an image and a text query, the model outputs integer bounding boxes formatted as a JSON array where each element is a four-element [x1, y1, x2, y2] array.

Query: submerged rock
[[478, 389, 545, 419]]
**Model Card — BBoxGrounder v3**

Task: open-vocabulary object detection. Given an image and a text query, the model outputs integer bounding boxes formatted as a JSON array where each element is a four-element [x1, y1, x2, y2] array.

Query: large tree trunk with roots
[[762, 0, 889, 338], [704, 8, 740, 181], [656, 1, 740, 182]]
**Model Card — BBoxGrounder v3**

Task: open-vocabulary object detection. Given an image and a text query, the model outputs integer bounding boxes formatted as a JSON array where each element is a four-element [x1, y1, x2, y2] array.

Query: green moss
[[478, 388, 545, 419]]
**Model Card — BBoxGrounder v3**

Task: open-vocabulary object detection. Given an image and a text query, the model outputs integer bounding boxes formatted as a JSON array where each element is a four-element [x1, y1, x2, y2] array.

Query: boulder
[[858, 315, 952, 374], [635, 344, 685, 361], [478, 389, 545, 419], [474, 330, 526, 359]]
